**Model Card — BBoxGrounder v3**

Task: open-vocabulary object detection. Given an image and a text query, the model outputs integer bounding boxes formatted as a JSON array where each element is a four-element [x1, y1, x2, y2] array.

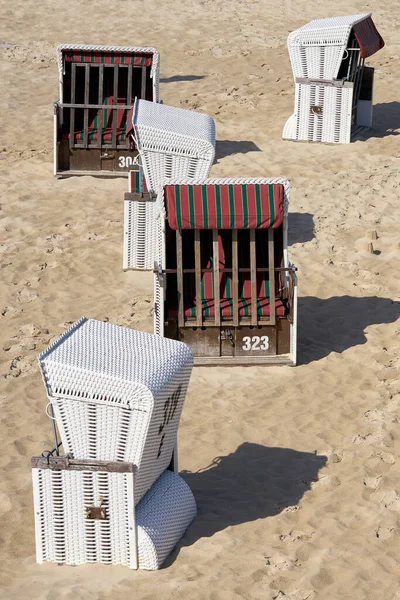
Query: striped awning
[[129, 170, 147, 193], [165, 183, 284, 230], [353, 17, 384, 59], [63, 50, 153, 66]]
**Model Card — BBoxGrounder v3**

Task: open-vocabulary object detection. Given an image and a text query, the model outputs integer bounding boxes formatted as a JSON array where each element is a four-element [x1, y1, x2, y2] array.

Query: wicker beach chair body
[[38, 318, 193, 504], [153, 178, 298, 366], [123, 100, 216, 271], [283, 14, 384, 143], [54, 45, 160, 177], [32, 457, 196, 569]]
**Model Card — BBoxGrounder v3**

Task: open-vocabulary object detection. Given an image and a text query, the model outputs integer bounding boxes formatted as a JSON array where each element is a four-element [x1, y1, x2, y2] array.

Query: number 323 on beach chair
[[54, 45, 159, 177], [153, 179, 298, 366]]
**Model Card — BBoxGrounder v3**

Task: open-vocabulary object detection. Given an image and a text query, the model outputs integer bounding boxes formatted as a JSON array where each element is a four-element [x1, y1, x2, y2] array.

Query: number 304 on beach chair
[[153, 179, 298, 366], [283, 14, 384, 144], [54, 45, 160, 177]]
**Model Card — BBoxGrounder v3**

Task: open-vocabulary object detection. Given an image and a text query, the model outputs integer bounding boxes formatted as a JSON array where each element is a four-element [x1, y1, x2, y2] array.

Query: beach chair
[[123, 99, 216, 270], [153, 178, 298, 366], [54, 45, 159, 177], [32, 455, 196, 569], [38, 317, 193, 502], [283, 14, 384, 143]]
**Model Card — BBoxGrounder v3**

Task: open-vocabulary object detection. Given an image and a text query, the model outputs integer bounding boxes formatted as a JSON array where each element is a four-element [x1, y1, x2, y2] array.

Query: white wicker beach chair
[[38, 318, 193, 504], [283, 14, 384, 143], [54, 45, 160, 177], [32, 456, 196, 569], [123, 99, 216, 271], [153, 178, 298, 366]]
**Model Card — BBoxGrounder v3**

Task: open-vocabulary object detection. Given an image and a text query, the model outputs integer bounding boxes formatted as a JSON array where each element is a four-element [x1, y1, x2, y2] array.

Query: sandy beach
[[1, 0, 400, 598]]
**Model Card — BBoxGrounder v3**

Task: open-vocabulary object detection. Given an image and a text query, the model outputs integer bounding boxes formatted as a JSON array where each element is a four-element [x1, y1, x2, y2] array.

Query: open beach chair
[[283, 14, 384, 143], [123, 99, 216, 270], [32, 318, 196, 569], [54, 45, 159, 177], [153, 179, 298, 366]]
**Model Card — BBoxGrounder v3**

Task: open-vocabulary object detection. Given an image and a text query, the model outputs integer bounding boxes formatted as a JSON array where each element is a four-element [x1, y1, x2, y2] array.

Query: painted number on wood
[[157, 384, 182, 458], [118, 156, 135, 169], [242, 336, 269, 351]]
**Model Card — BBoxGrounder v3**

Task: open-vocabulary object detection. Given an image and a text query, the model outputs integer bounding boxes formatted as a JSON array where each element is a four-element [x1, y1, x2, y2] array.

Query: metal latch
[[310, 105, 322, 115], [100, 152, 115, 160], [86, 496, 106, 520], [221, 329, 234, 347]]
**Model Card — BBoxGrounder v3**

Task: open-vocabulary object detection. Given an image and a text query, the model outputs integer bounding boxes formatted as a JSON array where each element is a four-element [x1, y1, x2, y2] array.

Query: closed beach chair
[[54, 45, 159, 177], [153, 178, 298, 366], [38, 317, 193, 503], [283, 14, 384, 143], [123, 99, 216, 270]]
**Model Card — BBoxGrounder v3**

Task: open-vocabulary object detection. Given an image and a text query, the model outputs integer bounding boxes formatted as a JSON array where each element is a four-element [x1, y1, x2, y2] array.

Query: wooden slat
[[98, 65, 104, 148], [141, 66, 146, 99], [212, 230, 220, 327], [112, 65, 118, 147], [83, 64, 90, 148], [232, 230, 239, 327], [62, 103, 132, 109], [127, 65, 133, 149], [176, 231, 184, 328], [194, 230, 202, 327], [250, 229, 257, 326], [69, 63, 76, 149], [268, 228, 276, 326]]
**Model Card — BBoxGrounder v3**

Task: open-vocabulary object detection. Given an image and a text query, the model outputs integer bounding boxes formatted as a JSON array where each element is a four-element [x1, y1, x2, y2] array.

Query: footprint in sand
[[279, 530, 314, 544], [264, 553, 300, 574], [375, 525, 395, 540]]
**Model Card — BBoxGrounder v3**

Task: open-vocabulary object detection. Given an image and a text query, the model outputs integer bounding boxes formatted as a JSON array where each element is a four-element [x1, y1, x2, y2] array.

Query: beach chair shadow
[[163, 442, 326, 566], [356, 102, 400, 139], [298, 296, 400, 364], [288, 212, 315, 245], [215, 140, 261, 161], [160, 75, 205, 83]]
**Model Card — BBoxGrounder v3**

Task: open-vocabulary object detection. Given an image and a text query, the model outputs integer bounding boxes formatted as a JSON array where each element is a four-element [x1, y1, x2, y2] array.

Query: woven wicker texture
[[287, 14, 370, 80], [132, 99, 215, 191], [126, 100, 215, 270], [39, 318, 193, 502], [32, 467, 196, 569]]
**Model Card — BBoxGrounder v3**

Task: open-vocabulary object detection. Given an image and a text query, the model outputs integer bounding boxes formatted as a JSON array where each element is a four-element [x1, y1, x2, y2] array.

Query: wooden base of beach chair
[[56, 141, 139, 177], [164, 319, 294, 366]]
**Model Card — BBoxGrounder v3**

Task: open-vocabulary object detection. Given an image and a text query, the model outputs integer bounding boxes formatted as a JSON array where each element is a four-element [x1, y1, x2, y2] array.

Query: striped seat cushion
[[353, 17, 384, 59], [64, 97, 132, 144], [166, 183, 284, 229], [167, 232, 287, 320], [63, 50, 153, 66]]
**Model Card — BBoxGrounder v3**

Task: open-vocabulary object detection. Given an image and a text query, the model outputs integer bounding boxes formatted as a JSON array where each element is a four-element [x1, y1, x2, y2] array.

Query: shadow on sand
[[298, 296, 400, 365], [356, 102, 400, 139], [160, 75, 205, 83], [288, 212, 315, 245], [163, 442, 326, 566], [215, 140, 261, 161]]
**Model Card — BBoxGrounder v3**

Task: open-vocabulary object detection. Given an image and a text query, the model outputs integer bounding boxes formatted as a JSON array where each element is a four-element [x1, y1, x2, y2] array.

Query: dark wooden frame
[[160, 227, 297, 365], [55, 59, 151, 177]]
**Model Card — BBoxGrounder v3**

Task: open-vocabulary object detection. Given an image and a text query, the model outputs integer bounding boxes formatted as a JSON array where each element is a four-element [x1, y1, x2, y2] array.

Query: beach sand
[[0, 1, 400, 598]]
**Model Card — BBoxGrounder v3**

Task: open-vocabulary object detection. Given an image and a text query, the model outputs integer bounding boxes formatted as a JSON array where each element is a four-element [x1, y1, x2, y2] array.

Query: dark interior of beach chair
[[336, 18, 384, 130], [55, 49, 154, 176], [161, 184, 296, 364]]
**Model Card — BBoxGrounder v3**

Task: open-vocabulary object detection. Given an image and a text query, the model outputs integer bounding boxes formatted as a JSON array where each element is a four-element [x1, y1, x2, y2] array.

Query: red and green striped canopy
[[353, 17, 384, 59], [63, 50, 153, 66], [165, 183, 284, 230]]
